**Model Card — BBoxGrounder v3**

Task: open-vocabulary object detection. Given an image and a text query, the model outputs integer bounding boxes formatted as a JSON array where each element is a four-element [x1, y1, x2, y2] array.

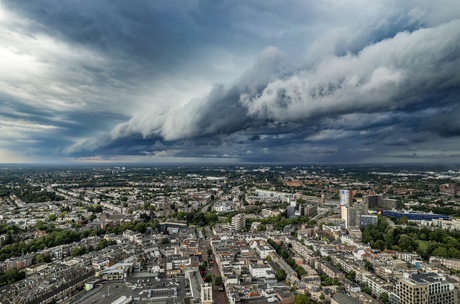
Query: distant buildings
[[439, 183, 458, 195]]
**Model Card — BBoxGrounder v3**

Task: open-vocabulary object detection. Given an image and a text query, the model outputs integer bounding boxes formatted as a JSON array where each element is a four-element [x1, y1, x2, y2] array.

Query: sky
[[1, 0, 460, 164]]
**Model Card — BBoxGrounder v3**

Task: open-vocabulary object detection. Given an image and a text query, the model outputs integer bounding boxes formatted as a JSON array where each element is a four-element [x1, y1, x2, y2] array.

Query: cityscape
[[0, 165, 460, 304], [1, 1, 460, 304]]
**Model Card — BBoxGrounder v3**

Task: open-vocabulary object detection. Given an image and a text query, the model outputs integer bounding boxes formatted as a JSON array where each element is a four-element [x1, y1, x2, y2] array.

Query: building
[[331, 294, 362, 304], [256, 245, 276, 259], [340, 189, 353, 207], [381, 210, 449, 221], [287, 201, 303, 218], [366, 195, 399, 209], [361, 215, 378, 227], [398, 273, 457, 304], [304, 204, 318, 217], [249, 263, 274, 278], [232, 213, 245, 231], [341, 204, 367, 229], [288, 201, 317, 219], [440, 183, 457, 195], [201, 282, 212, 304]]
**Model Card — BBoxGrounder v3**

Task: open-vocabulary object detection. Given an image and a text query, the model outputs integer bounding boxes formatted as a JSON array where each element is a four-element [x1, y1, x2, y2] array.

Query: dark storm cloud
[[1, 0, 460, 162]]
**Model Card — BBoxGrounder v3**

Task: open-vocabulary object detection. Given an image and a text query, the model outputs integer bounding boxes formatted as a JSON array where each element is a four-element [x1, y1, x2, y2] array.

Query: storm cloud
[[1, 0, 460, 163]]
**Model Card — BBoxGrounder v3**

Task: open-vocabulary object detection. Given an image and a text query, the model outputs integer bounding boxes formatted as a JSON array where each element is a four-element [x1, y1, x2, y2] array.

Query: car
[[102, 295, 106, 298], [115, 286, 118, 288]]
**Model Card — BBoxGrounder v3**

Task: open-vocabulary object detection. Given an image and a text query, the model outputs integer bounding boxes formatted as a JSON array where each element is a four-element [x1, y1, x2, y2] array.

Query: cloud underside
[[1, 1, 460, 162], [67, 19, 460, 161]]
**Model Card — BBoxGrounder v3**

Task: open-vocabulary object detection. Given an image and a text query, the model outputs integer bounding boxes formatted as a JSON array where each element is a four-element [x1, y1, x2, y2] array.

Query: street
[[199, 228, 228, 304]]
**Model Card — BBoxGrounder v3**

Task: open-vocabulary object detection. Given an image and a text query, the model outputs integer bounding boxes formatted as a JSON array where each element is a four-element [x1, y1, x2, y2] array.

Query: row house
[[316, 262, 346, 279]]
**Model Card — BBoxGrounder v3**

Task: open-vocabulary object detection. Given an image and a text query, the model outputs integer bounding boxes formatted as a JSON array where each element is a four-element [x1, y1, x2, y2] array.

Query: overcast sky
[[1, 0, 460, 164]]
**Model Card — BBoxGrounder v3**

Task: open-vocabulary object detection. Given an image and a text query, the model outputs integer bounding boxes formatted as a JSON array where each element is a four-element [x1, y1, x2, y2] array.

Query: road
[[199, 228, 228, 304]]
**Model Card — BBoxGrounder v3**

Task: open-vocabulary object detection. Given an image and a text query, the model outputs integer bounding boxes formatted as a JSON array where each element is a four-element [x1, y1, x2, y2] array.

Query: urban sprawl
[[0, 165, 460, 304]]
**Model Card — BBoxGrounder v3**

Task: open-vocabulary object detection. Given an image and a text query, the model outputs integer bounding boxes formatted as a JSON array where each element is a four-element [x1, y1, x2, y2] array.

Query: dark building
[[366, 195, 399, 209]]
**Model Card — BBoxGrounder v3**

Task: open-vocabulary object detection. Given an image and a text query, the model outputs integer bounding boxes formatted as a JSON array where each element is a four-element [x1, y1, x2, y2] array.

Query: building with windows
[[366, 195, 399, 209], [340, 189, 352, 207], [361, 215, 378, 227], [232, 213, 245, 231], [201, 282, 212, 304], [398, 273, 457, 304], [381, 210, 449, 221]]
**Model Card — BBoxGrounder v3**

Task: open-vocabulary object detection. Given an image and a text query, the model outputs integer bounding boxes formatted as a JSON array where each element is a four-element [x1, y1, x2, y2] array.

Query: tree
[[48, 214, 56, 221], [266, 255, 272, 262], [379, 292, 389, 303], [215, 275, 222, 286], [364, 259, 374, 271], [333, 278, 340, 285], [398, 216, 409, 225], [334, 263, 341, 270], [374, 240, 385, 251], [276, 269, 286, 281], [294, 294, 310, 304], [161, 238, 170, 244], [257, 224, 266, 231], [205, 274, 212, 283], [363, 287, 372, 294], [207, 248, 213, 256], [319, 294, 325, 301]]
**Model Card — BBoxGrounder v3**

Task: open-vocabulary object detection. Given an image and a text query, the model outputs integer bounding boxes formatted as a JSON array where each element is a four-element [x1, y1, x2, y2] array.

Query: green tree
[[276, 269, 286, 281], [334, 263, 341, 270], [257, 224, 266, 231], [207, 248, 213, 256], [319, 294, 325, 301], [205, 274, 212, 283], [48, 214, 56, 221], [363, 287, 372, 294], [398, 216, 409, 225], [215, 275, 222, 286], [379, 292, 389, 303], [333, 278, 340, 285], [266, 255, 272, 262], [374, 240, 385, 251], [294, 294, 310, 304]]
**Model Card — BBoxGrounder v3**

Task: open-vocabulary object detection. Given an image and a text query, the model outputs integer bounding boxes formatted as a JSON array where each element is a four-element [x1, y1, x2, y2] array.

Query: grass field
[[417, 240, 436, 251]]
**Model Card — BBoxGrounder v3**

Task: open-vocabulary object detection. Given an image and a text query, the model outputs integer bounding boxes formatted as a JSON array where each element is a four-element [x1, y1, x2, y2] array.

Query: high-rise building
[[340, 189, 353, 207], [398, 273, 457, 304], [232, 213, 245, 231], [341, 201, 369, 229]]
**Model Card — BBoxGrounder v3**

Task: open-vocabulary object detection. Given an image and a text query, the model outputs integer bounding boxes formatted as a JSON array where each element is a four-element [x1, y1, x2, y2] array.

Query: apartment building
[[232, 213, 245, 231], [398, 273, 457, 304]]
